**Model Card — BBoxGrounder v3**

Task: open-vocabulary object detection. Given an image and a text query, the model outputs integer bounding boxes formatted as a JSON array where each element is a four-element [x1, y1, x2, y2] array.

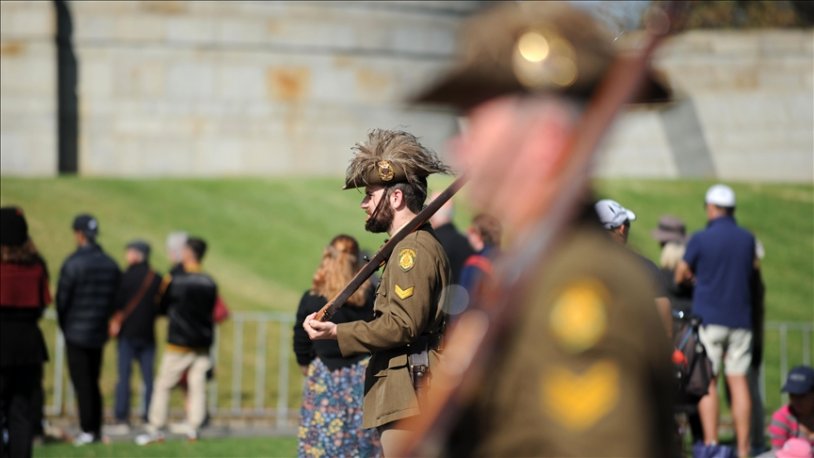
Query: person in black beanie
[[0, 206, 52, 458], [108, 241, 162, 434], [56, 214, 120, 446]]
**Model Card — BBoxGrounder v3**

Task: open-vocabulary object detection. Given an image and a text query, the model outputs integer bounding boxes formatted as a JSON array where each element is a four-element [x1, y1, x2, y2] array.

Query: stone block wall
[[69, 0, 478, 177], [0, 1, 57, 176], [1, 2, 812, 182], [597, 29, 813, 182]]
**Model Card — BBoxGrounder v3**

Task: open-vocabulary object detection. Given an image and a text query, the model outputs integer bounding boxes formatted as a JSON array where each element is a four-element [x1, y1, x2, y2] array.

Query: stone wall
[[0, 1, 57, 176], [1, 2, 812, 182], [597, 29, 813, 182], [69, 0, 480, 176]]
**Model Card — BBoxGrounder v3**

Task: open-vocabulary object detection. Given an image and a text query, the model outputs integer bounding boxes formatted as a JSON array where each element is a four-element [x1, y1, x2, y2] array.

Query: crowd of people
[[293, 3, 811, 458], [2, 2, 812, 458], [0, 208, 227, 455]]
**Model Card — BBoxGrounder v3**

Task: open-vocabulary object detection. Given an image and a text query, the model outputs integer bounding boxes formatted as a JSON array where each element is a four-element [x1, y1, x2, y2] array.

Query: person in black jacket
[[136, 237, 216, 444], [292, 234, 381, 457], [56, 213, 121, 446], [0, 207, 52, 458], [428, 192, 474, 285], [109, 241, 162, 434]]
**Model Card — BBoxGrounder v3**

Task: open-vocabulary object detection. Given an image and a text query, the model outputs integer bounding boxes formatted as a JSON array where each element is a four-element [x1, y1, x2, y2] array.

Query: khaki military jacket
[[446, 223, 674, 457], [337, 224, 450, 429]]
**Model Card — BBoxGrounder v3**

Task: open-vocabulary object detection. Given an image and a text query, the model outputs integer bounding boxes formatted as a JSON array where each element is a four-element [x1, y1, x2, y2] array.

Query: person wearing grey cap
[[56, 214, 121, 445], [675, 184, 760, 457], [595, 199, 673, 337], [403, 2, 674, 456], [108, 240, 162, 434]]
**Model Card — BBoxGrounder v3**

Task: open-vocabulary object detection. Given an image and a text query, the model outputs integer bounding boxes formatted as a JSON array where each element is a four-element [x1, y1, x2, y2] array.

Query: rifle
[[315, 175, 467, 321], [397, 3, 683, 455]]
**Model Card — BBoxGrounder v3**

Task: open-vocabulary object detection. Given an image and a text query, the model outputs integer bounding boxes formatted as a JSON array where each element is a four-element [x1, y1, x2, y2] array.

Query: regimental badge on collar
[[398, 248, 416, 272], [377, 160, 395, 182]]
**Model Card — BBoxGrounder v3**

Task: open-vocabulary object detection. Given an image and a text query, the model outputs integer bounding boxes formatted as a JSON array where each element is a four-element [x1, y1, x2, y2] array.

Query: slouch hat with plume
[[343, 129, 451, 190]]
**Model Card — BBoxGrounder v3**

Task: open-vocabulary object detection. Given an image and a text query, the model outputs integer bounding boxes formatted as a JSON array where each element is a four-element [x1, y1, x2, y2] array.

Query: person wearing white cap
[[594, 199, 637, 244], [595, 199, 673, 337], [675, 183, 759, 458]]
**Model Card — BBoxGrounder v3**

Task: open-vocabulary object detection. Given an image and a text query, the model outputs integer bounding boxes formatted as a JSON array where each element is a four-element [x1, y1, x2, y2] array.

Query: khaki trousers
[[147, 349, 211, 430]]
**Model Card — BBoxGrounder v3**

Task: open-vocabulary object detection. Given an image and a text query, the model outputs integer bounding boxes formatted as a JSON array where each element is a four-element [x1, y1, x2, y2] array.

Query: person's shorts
[[699, 324, 752, 376]]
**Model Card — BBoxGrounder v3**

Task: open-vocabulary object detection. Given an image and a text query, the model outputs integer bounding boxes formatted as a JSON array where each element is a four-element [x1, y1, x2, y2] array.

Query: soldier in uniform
[[408, 2, 675, 456], [303, 129, 452, 456]]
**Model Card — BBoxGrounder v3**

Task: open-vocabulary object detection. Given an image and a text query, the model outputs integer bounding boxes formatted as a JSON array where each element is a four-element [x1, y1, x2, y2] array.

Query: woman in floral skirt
[[293, 235, 381, 458]]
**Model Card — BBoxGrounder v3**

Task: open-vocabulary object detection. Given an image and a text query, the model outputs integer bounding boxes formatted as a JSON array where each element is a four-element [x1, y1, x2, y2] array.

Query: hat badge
[[377, 160, 395, 182], [512, 29, 578, 90]]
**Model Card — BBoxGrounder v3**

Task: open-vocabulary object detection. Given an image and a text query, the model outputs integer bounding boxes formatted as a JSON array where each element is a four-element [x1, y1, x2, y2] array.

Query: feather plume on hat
[[344, 129, 452, 190]]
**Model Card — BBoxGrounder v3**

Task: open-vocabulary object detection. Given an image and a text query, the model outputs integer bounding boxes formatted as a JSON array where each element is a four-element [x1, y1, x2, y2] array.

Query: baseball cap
[[126, 240, 151, 259], [705, 184, 736, 208], [781, 365, 814, 395], [595, 199, 636, 230], [0, 206, 29, 246], [72, 213, 99, 238], [410, 2, 670, 110], [650, 215, 686, 243], [775, 438, 813, 458]]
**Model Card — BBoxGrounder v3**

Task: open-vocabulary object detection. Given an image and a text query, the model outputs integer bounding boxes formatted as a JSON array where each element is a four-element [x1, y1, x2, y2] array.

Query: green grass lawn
[[3, 176, 813, 446], [3, 177, 810, 323], [34, 435, 297, 458]]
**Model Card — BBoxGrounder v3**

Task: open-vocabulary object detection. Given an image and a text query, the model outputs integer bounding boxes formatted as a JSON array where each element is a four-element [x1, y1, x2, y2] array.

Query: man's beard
[[365, 197, 394, 233]]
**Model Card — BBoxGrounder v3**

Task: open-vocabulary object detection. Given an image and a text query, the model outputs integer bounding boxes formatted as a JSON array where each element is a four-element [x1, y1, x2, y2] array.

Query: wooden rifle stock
[[314, 175, 468, 322], [397, 3, 682, 456]]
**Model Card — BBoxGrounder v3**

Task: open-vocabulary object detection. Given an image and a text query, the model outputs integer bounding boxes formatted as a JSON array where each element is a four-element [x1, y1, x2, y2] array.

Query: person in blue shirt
[[675, 183, 759, 458]]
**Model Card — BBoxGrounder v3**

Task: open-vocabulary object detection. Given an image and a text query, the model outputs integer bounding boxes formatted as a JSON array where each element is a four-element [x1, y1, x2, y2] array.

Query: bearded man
[[303, 129, 452, 457]]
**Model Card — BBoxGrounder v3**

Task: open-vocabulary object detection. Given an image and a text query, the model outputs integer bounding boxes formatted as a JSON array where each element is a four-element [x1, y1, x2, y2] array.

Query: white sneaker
[[169, 422, 198, 441], [134, 430, 164, 446], [73, 432, 97, 446]]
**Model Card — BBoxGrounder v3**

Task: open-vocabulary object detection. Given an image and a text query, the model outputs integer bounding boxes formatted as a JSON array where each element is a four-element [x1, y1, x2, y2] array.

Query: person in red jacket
[[0, 207, 52, 458]]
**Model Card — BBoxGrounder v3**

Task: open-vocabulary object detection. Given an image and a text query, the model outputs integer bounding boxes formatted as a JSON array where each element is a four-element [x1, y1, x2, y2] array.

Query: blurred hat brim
[[411, 64, 671, 111], [650, 228, 686, 243]]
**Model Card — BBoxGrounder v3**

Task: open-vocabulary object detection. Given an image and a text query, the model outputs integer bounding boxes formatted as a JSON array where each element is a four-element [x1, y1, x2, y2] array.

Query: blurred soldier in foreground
[[409, 2, 674, 456], [303, 129, 452, 456]]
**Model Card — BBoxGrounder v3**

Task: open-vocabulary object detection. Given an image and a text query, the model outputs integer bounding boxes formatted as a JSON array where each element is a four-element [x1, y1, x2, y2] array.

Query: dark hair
[[185, 237, 207, 262], [390, 177, 428, 214], [472, 213, 502, 248]]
